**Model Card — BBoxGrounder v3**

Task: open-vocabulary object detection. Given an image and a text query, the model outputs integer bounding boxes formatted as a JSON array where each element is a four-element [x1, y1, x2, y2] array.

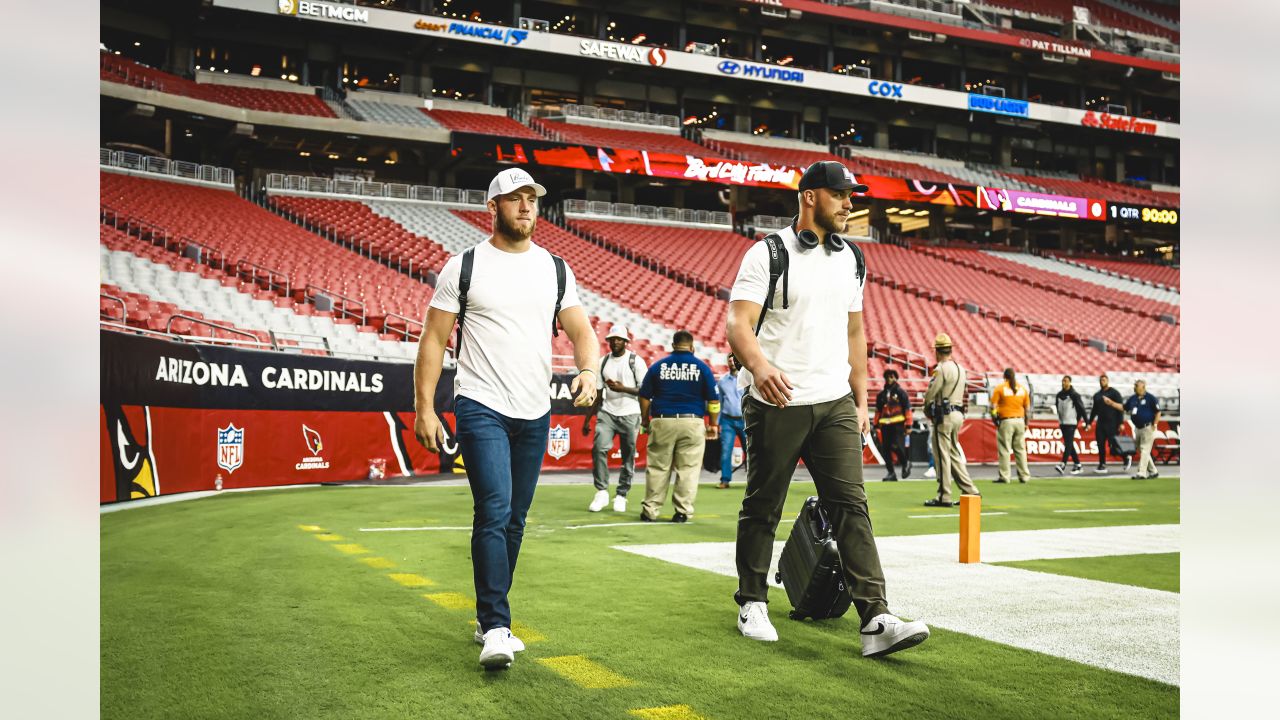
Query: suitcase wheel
[[788, 610, 804, 621], [774, 571, 782, 584]]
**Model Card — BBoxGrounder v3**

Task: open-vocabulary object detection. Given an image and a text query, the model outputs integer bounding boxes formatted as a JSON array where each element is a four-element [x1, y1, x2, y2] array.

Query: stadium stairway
[[1051, 254, 1180, 291], [914, 246, 1179, 320], [862, 244, 1178, 367], [985, 251, 1180, 305]]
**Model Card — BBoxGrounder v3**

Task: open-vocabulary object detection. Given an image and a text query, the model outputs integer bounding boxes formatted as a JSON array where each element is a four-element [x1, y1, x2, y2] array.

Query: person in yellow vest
[[990, 367, 1031, 484]]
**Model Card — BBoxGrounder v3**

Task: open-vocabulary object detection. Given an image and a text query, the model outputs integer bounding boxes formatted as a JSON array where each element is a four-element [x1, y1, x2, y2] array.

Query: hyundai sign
[[968, 94, 1030, 118], [716, 60, 804, 84]]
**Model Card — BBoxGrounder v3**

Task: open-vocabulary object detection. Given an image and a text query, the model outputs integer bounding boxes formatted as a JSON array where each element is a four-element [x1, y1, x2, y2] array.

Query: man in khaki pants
[[990, 367, 1031, 484], [1124, 380, 1162, 479], [923, 334, 980, 507], [637, 330, 720, 522]]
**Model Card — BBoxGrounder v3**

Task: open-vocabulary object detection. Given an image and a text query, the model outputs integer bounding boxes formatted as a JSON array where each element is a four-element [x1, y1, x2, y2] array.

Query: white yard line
[[1053, 508, 1139, 513], [615, 524, 1180, 686]]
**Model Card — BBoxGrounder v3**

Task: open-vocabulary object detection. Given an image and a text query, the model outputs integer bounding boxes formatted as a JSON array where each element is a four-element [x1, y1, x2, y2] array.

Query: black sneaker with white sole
[[1054, 463, 1066, 475], [860, 613, 930, 658]]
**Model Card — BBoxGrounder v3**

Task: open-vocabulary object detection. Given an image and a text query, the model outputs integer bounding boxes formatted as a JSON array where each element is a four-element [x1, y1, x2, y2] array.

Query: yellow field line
[[297, 524, 323, 532], [537, 655, 634, 689], [360, 557, 396, 569], [387, 573, 435, 588], [629, 705, 707, 720], [423, 592, 473, 610], [314, 533, 343, 542], [333, 544, 369, 555]]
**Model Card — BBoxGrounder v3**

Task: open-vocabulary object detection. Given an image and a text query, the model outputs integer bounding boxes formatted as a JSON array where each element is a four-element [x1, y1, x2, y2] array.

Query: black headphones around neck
[[791, 217, 846, 252]]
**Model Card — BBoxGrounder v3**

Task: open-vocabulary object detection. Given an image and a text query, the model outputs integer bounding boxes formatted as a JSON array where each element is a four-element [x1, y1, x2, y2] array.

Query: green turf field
[[101, 477, 1180, 719], [994, 552, 1179, 593]]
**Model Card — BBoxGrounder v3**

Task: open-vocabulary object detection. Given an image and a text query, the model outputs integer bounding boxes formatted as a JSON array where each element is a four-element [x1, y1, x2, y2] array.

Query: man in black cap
[[726, 160, 930, 658], [874, 368, 913, 481]]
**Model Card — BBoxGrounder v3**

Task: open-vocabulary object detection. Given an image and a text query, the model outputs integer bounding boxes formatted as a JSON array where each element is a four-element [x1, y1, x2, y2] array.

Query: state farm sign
[[1081, 110, 1157, 135]]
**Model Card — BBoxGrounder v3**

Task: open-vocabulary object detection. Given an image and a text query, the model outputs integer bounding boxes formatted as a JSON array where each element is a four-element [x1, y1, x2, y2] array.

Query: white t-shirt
[[596, 351, 648, 417], [729, 226, 864, 407], [429, 240, 581, 419]]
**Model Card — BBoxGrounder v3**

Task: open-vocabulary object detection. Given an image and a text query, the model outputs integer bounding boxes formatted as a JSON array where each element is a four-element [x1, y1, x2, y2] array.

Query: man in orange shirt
[[990, 367, 1031, 484]]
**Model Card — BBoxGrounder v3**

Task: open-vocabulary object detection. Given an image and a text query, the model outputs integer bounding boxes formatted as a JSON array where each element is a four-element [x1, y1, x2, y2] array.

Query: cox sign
[[868, 81, 904, 98]]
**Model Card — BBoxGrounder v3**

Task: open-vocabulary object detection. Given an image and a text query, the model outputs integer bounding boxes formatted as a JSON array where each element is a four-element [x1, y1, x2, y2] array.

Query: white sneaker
[[737, 601, 779, 642], [612, 495, 627, 512], [1123, 456, 1133, 472], [474, 626, 525, 652], [924, 467, 936, 479], [860, 613, 930, 658], [588, 489, 609, 512], [1054, 463, 1066, 475], [478, 627, 514, 669]]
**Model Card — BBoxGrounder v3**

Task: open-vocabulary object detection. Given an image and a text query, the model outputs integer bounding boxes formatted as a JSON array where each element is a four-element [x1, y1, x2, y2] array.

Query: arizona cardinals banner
[[100, 332, 647, 503]]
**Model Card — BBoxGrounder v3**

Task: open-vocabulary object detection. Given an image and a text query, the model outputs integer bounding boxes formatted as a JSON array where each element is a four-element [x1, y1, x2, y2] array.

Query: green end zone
[[102, 478, 1179, 720]]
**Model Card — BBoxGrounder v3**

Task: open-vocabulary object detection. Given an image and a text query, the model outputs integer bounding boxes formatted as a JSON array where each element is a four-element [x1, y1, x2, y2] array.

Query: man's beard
[[496, 212, 535, 240], [815, 207, 847, 236]]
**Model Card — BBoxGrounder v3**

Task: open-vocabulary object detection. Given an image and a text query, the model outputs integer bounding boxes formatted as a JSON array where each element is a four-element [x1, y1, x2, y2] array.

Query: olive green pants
[[735, 394, 888, 626]]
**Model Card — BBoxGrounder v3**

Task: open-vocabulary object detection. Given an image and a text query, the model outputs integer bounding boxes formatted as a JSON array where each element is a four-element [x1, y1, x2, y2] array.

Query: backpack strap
[[846, 239, 866, 287], [754, 233, 788, 336], [629, 351, 639, 384], [455, 247, 476, 356], [551, 253, 566, 338]]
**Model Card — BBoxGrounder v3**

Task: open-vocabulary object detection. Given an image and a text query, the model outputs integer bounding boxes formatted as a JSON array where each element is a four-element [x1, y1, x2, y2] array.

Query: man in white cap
[[583, 324, 648, 512], [414, 167, 600, 671]]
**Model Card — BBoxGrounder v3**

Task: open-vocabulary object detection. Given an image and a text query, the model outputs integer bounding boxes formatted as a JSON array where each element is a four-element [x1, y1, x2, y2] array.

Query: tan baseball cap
[[934, 332, 953, 349]]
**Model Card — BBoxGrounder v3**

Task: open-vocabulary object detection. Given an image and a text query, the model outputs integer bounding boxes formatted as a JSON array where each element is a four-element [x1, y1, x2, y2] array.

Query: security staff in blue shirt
[[1124, 380, 1162, 479], [637, 330, 720, 522], [716, 355, 747, 489]]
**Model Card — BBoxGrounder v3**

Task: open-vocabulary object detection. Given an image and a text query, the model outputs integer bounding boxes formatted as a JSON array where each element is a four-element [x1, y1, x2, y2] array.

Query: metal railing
[[561, 199, 731, 228], [305, 284, 367, 327], [383, 312, 423, 342], [268, 329, 332, 356], [100, 293, 127, 322], [101, 206, 229, 273], [264, 173, 485, 205], [100, 148, 234, 186], [537, 104, 682, 130], [164, 314, 263, 344], [236, 260, 291, 296]]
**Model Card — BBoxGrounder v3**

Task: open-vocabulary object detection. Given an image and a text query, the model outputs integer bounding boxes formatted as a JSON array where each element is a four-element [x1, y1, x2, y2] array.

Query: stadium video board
[[1107, 202, 1180, 227], [452, 134, 1103, 218]]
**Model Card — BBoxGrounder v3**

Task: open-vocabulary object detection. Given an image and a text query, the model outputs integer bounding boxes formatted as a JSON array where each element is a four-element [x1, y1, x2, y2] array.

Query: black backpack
[[754, 233, 866, 335], [600, 351, 641, 385], [455, 246, 567, 355]]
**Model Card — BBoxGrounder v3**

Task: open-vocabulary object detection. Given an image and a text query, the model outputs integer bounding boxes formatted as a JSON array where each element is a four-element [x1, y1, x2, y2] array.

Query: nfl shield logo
[[217, 424, 244, 474], [547, 425, 571, 460]]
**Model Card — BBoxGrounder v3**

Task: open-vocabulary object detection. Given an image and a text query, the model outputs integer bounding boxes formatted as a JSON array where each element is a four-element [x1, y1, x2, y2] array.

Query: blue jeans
[[454, 396, 550, 633], [719, 416, 746, 482]]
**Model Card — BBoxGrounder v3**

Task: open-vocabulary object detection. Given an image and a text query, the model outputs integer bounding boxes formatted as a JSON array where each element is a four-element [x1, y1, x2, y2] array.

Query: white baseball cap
[[487, 168, 547, 202], [606, 324, 630, 341]]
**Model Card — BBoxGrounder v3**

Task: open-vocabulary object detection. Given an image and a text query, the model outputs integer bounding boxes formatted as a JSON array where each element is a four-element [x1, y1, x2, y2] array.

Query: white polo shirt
[[430, 239, 581, 419], [729, 225, 865, 407]]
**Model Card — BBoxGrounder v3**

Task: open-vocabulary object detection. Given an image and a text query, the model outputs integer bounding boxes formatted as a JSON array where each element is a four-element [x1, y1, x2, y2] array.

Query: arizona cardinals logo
[[302, 425, 323, 455], [104, 404, 159, 501]]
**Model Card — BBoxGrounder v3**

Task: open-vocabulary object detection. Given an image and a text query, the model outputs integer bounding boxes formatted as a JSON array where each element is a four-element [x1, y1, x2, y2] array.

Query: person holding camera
[[922, 333, 978, 507]]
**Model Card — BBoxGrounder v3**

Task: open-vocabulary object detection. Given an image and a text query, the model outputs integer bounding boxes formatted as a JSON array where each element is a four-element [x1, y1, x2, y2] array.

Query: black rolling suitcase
[[774, 496, 853, 621]]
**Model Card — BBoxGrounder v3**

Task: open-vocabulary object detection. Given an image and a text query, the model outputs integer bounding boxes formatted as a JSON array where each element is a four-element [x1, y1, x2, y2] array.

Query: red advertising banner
[[455, 134, 1114, 219]]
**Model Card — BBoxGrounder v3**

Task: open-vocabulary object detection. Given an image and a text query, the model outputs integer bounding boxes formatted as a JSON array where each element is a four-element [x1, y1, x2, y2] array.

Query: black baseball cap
[[798, 161, 869, 193]]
